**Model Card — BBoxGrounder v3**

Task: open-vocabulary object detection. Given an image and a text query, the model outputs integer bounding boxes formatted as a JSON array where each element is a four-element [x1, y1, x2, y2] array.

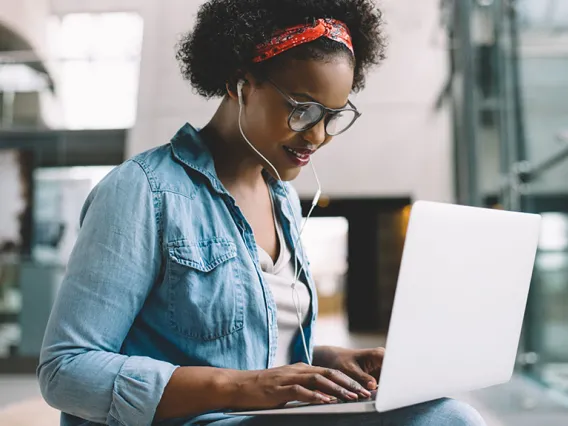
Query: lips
[[283, 146, 314, 167], [287, 147, 315, 155], [284, 146, 314, 158]]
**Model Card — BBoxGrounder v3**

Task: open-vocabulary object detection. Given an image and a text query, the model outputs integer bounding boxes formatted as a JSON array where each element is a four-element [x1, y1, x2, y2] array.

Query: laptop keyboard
[[331, 389, 378, 404], [285, 389, 378, 408]]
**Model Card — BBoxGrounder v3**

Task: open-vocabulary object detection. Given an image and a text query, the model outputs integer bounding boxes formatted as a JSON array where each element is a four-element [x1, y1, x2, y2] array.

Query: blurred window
[[47, 13, 144, 129], [517, 0, 568, 29]]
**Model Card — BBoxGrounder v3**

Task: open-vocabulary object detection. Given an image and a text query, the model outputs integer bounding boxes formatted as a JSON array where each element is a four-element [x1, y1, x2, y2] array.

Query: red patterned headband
[[253, 18, 354, 63]]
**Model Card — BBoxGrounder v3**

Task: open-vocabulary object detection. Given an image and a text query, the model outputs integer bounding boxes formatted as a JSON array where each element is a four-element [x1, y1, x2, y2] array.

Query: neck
[[202, 97, 266, 193]]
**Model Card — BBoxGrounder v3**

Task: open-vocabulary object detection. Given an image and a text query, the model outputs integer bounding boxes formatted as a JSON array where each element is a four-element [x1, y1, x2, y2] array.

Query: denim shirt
[[38, 123, 318, 426]]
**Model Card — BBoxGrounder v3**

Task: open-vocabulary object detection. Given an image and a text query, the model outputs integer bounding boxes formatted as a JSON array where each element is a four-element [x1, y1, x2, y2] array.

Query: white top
[[257, 202, 311, 367]]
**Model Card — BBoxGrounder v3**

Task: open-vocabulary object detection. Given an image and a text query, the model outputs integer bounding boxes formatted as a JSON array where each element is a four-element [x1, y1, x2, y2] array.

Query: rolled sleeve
[[109, 357, 178, 426], [38, 159, 175, 425]]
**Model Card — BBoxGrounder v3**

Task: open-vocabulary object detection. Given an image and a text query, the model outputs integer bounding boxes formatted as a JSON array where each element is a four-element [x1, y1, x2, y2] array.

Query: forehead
[[268, 57, 355, 109]]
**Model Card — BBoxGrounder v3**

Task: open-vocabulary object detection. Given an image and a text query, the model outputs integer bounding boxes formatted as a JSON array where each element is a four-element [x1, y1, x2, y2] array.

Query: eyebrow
[[290, 91, 349, 110], [290, 91, 319, 103]]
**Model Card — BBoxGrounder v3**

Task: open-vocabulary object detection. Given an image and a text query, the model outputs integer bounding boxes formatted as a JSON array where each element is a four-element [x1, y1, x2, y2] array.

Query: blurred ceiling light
[[0, 64, 50, 92], [538, 212, 568, 251]]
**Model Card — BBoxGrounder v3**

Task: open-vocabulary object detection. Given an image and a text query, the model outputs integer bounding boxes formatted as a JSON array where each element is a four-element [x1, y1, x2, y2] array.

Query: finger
[[281, 384, 333, 404], [321, 368, 373, 398], [345, 363, 378, 391], [293, 373, 360, 401], [291, 363, 370, 398]]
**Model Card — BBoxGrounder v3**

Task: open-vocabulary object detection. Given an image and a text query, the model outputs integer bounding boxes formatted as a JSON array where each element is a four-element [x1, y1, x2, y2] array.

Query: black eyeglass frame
[[268, 80, 362, 137]]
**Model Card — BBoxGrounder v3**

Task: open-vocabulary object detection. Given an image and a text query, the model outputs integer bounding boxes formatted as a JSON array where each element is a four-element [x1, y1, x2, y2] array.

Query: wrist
[[216, 369, 248, 410]]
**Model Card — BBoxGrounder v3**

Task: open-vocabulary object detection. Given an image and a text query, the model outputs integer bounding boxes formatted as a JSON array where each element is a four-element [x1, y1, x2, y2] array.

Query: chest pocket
[[167, 237, 244, 341]]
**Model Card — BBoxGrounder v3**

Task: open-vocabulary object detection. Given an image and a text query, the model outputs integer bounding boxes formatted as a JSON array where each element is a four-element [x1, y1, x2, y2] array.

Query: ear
[[226, 73, 258, 103], [226, 71, 250, 99], [226, 80, 239, 101], [226, 80, 246, 106]]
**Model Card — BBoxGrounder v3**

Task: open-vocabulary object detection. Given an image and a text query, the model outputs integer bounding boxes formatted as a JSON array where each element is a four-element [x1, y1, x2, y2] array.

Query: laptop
[[230, 200, 542, 415]]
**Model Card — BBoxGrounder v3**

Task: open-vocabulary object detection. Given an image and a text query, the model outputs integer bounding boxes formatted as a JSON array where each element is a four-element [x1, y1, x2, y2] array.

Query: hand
[[226, 362, 373, 410], [313, 346, 385, 391]]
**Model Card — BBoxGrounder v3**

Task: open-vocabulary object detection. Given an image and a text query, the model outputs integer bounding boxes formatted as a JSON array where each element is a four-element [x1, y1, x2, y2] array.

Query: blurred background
[[0, 0, 567, 424]]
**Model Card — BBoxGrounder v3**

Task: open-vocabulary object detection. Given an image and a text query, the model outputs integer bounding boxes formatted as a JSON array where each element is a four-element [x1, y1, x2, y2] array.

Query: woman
[[38, 1, 486, 425]]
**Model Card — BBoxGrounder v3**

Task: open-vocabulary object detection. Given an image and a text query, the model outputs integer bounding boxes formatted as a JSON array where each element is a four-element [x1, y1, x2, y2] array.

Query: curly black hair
[[177, 0, 387, 98]]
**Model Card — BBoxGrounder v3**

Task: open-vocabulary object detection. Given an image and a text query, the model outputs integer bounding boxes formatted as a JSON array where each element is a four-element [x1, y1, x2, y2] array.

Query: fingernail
[[368, 381, 377, 390], [346, 391, 359, 400], [360, 389, 371, 398], [317, 394, 332, 402]]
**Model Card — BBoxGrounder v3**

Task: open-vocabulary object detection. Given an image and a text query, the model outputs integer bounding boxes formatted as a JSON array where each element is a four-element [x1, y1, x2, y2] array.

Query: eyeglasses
[[268, 80, 362, 137]]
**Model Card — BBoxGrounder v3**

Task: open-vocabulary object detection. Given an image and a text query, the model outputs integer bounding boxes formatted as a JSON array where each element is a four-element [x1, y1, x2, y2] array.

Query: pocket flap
[[168, 238, 237, 272]]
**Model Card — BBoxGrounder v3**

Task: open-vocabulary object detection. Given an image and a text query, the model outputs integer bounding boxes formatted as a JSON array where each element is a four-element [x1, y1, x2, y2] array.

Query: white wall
[[50, 0, 454, 201]]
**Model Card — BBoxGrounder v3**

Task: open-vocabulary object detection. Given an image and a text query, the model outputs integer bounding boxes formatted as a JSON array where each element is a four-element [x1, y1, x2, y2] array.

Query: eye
[[295, 104, 311, 116], [289, 104, 324, 131], [325, 109, 358, 136]]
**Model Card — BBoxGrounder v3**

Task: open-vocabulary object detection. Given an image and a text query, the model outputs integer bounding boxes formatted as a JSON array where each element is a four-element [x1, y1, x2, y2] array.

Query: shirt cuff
[[108, 356, 178, 426]]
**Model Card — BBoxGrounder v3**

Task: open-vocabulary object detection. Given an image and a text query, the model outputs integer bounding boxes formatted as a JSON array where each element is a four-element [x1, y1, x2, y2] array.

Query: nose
[[302, 119, 329, 147]]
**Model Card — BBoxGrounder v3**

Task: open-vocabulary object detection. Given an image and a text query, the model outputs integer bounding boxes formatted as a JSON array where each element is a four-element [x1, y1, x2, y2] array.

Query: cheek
[[247, 101, 291, 139]]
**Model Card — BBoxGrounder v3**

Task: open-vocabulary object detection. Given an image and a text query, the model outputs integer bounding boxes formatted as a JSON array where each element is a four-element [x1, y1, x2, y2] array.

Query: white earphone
[[237, 80, 245, 106], [236, 79, 321, 365]]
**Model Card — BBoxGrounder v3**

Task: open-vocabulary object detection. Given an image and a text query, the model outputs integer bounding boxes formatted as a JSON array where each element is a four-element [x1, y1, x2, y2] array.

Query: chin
[[281, 168, 302, 182], [264, 165, 302, 182]]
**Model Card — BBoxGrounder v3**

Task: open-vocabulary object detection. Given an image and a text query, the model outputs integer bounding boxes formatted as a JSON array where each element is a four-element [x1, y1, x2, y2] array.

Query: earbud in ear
[[237, 80, 245, 106]]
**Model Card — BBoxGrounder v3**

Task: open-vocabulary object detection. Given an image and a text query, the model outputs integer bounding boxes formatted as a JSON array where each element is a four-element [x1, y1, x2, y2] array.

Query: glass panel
[[301, 216, 350, 346], [446, 0, 568, 398], [469, 1, 512, 204], [518, 0, 568, 29], [0, 150, 27, 358], [509, 0, 568, 396], [530, 213, 568, 392], [520, 56, 568, 192], [0, 165, 115, 359], [302, 217, 348, 301], [515, 0, 568, 193], [33, 167, 115, 264]]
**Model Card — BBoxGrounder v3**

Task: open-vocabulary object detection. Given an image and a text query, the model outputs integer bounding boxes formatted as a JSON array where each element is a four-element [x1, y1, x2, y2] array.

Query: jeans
[[203, 399, 486, 426]]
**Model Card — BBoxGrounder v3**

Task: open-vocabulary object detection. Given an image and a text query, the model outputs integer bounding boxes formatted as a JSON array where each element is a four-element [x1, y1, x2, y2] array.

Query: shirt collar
[[170, 123, 225, 193], [170, 122, 289, 198]]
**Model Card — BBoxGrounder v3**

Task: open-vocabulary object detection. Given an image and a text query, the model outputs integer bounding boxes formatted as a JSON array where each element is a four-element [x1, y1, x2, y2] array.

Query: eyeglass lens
[[289, 105, 357, 136]]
